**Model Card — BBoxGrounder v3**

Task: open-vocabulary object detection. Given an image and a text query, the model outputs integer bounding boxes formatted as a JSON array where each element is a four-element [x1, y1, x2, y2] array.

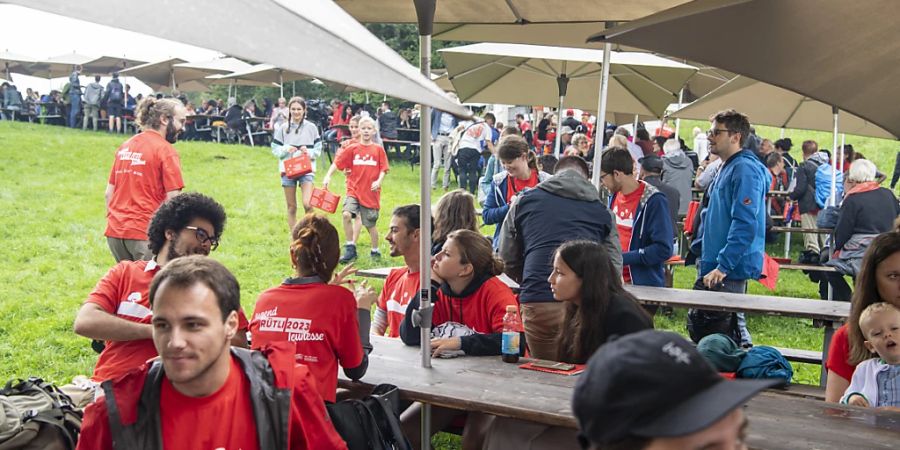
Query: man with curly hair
[[73, 193, 249, 397]]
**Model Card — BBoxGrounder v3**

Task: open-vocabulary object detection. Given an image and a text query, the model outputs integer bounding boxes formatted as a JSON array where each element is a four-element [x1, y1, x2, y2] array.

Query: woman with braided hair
[[249, 213, 373, 402]]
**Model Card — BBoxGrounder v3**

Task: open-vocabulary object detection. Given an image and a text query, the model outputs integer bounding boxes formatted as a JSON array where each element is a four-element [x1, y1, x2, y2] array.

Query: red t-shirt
[[334, 142, 389, 209], [250, 282, 364, 402], [506, 169, 540, 203], [105, 131, 185, 240], [86, 260, 250, 382], [433, 277, 521, 334], [76, 350, 347, 450], [376, 268, 421, 338], [825, 324, 856, 381], [612, 183, 645, 283], [160, 356, 259, 450]]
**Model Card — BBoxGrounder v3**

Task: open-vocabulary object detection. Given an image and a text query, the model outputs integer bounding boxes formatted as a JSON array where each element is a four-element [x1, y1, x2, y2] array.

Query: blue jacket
[[700, 149, 771, 280], [608, 182, 674, 287], [431, 109, 458, 139], [482, 169, 551, 249]]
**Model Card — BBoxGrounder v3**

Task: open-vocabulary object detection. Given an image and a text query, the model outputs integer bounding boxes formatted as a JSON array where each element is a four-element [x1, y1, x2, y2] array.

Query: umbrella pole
[[839, 134, 846, 172], [279, 71, 284, 99], [591, 41, 613, 189], [633, 114, 639, 136], [780, 127, 785, 139], [674, 88, 684, 139], [829, 106, 839, 207], [415, 0, 437, 446], [554, 73, 568, 158]]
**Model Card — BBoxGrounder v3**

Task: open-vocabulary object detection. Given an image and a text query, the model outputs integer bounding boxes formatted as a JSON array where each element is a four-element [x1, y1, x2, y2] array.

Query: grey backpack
[[0, 378, 81, 450]]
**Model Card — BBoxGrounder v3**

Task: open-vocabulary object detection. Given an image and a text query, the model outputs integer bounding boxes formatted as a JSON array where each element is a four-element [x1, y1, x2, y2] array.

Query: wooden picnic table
[[340, 336, 900, 449], [357, 267, 847, 383]]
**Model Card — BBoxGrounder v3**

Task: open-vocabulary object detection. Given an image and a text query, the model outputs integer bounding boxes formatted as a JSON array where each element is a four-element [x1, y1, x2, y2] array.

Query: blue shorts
[[281, 172, 315, 187], [107, 102, 123, 117]]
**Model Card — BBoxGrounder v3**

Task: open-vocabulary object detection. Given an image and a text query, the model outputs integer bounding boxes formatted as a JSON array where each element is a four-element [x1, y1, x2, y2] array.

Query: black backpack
[[107, 82, 124, 103], [326, 384, 411, 450]]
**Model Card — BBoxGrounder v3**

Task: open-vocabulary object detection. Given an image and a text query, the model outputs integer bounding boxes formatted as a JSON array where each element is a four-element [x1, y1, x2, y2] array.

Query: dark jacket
[[643, 174, 680, 235], [498, 170, 621, 303], [788, 152, 828, 214], [891, 152, 900, 190], [482, 169, 551, 249], [378, 110, 399, 139], [834, 187, 900, 250], [609, 182, 674, 287]]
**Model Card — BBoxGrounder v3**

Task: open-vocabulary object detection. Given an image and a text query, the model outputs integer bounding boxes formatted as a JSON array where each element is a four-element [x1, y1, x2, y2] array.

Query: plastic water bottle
[[501, 305, 521, 363]]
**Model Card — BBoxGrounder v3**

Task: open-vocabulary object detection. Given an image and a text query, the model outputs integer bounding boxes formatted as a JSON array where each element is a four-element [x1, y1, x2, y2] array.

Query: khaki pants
[[107, 237, 152, 262], [82, 103, 100, 131], [520, 302, 566, 361], [800, 212, 825, 253], [431, 134, 453, 189]]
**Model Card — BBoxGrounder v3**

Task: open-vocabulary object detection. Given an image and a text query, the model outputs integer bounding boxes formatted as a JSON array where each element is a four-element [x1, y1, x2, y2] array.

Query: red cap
[[566, 108, 575, 116]]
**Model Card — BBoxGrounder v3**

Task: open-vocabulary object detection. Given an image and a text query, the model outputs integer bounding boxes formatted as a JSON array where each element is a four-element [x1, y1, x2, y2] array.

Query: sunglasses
[[184, 226, 219, 251]]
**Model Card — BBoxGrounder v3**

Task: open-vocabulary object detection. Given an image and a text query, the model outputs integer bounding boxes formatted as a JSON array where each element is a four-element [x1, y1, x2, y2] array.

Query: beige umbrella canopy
[[119, 58, 188, 91], [81, 56, 146, 75], [337, 0, 690, 23], [441, 43, 696, 117], [120, 57, 251, 92], [0, 50, 36, 79], [27, 52, 94, 78], [588, 0, 900, 139], [672, 77, 896, 139]]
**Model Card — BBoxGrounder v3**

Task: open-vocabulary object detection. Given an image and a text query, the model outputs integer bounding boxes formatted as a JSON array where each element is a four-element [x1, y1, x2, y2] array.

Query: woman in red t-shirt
[[250, 213, 373, 402], [825, 229, 900, 402]]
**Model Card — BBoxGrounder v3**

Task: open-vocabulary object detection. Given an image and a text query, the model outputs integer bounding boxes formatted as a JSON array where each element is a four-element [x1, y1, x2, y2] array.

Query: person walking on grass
[[323, 116, 389, 263], [272, 97, 321, 233], [104, 97, 186, 262]]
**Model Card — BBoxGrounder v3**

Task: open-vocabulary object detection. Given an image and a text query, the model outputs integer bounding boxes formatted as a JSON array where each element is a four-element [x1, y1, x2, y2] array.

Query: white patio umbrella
[[0, 50, 36, 80], [119, 58, 187, 92], [26, 52, 95, 79], [441, 43, 697, 155], [213, 64, 311, 98], [81, 55, 146, 75], [672, 76, 896, 140]]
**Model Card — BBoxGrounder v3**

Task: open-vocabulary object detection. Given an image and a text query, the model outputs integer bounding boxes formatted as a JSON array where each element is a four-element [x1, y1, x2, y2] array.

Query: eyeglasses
[[185, 226, 219, 251], [707, 128, 732, 138], [599, 173, 612, 179]]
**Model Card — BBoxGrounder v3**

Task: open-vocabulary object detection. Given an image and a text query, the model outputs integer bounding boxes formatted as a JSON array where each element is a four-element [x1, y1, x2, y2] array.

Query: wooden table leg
[[819, 320, 835, 386]]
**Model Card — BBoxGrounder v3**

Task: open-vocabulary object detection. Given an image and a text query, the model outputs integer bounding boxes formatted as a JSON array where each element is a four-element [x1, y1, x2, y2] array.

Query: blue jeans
[[717, 278, 752, 346], [456, 147, 481, 194], [68, 94, 81, 128]]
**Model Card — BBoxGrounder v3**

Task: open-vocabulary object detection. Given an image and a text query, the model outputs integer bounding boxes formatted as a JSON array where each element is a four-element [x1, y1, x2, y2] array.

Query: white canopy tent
[[26, 52, 95, 79], [0, 50, 36, 80], [212, 64, 311, 98]]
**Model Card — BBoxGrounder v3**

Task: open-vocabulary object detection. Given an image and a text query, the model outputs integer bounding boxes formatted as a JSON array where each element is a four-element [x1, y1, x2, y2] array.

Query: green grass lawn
[[0, 120, 897, 448]]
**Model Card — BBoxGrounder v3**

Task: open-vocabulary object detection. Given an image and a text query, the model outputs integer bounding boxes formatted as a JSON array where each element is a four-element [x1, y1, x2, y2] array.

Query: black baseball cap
[[572, 330, 777, 447], [639, 155, 664, 173]]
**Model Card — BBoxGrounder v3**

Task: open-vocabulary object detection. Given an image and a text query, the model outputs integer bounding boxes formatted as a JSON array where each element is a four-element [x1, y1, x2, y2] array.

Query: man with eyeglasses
[[71, 193, 250, 404], [104, 97, 187, 262], [693, 110, 770, 348]]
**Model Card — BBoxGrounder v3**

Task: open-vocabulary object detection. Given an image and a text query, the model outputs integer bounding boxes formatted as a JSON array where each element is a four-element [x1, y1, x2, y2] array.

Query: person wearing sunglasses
[[70, 193, 251, 407]]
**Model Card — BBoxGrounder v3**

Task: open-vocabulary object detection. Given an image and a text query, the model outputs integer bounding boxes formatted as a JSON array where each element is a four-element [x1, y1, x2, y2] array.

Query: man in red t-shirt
[[373, 205, 422, 337], [77, 256, 347, 450], [74, 193, 249, 393], [105, 98, 188, 262], [599, 148, 674, 294], [323, 116, 389, 264]]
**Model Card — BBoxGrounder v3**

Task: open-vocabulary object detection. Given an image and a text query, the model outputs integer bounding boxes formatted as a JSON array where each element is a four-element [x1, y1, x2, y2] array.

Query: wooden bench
[[340, 336, 898, 449], [357, 268, 847, 384]]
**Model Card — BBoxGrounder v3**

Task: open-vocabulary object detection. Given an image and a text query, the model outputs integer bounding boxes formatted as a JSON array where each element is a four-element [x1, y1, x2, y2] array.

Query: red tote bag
[[310, 188, 341, 214], [284, 153, 313, 178]]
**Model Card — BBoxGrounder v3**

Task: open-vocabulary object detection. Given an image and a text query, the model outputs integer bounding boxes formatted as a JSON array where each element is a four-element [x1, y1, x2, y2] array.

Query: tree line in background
[[186, 24, 466, 108]]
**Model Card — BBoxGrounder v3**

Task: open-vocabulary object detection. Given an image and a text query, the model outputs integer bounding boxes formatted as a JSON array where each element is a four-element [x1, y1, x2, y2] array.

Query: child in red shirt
[[250, 213, 373, 402], [323, 116, 389, 264]]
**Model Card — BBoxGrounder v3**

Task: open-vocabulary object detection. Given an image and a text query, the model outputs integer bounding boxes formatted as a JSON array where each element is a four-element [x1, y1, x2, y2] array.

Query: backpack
[[107, 81, 124, 103], [814, 161, 843, 209], [0, 378, 82, 450], [326, 384, 411, 450]]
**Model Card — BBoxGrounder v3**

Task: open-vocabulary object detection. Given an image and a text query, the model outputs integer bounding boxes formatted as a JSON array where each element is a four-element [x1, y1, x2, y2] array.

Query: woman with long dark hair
[[272, 96, 321, 232], [432, 189, 479, 255], [825, 228, 900, 402], [550, 240, 653, 363]]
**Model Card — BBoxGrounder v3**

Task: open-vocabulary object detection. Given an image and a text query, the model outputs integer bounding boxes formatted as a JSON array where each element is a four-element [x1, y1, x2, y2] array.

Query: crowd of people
[[12, 71, 894, 448]]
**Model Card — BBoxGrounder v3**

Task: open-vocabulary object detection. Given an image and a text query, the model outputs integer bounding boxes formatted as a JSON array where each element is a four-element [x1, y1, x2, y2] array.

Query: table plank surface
[[340, 337, 900, 449], [356, 268, 848, 322]]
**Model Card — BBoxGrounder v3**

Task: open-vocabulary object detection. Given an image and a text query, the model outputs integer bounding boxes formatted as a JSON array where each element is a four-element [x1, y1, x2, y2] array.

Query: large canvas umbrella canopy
[[0, 50, 36, 79], [4, 0, 466, 116], [440, 43, 697, 154], [119, 58, 188, 92], [81, 56, 146, 75], [26, 52, 95, 79], [588, 0, 900, 140], [672, 77, 896, 140], [213, 64, 311, 97]]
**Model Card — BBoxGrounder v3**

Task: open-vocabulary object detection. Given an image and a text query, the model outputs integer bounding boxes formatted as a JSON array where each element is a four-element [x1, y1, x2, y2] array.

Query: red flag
[[757, 253, 780, 291]]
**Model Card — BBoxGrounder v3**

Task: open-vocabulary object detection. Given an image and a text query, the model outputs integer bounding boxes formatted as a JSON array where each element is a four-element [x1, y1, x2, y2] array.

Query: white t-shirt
[[439, 112, 455, 134], [458, 122, 492, 150], [694, 135, 709, 163]]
